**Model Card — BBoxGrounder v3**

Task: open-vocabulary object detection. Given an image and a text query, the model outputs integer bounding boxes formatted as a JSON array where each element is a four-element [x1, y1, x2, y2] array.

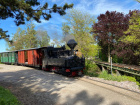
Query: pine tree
[[0, 0, 73, 40]]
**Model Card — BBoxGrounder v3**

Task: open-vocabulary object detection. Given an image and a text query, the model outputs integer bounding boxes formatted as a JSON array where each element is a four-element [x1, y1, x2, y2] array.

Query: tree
[[62, 9, 99, 58], [92, 11, 129, 62], [120, 11, 140, 55], [7, 21, 38, 50], [36, 29, 50, 47], [117, 10, 140, 65], [0, 0, 73, 40], [24, 21, 38, 48], [6, 27, 26, 51]]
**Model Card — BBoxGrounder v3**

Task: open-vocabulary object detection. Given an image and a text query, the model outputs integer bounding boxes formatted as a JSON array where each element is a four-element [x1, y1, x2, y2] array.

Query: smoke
[[63, 34, 75, 43]]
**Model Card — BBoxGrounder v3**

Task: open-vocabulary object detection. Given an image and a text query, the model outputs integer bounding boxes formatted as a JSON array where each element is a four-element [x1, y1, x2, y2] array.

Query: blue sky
[[0, 0, 140, 52]]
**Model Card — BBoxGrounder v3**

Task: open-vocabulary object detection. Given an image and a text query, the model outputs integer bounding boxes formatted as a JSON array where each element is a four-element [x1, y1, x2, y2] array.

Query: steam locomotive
[[0, 39, 85, 76]]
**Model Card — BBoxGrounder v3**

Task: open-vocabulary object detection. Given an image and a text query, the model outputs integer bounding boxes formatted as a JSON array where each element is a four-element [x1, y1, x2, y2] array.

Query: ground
[[0, 64, 140, 105]]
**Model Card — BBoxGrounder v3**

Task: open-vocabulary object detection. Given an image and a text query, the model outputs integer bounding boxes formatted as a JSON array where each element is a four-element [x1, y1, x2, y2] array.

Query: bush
[[84, 60, 101, 77], [0, 86, 21, 105]]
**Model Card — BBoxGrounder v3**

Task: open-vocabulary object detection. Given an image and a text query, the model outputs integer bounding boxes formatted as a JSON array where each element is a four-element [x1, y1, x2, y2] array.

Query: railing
[[94, 61, 140, 76]]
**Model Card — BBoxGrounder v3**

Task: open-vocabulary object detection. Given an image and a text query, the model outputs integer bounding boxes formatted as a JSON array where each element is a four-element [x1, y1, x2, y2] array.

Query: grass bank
[[0, 86, 21, 105], [84, 60, 140, 87]]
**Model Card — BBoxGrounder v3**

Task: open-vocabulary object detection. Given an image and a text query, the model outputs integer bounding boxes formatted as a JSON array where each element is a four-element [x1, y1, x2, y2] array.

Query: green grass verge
[[0, 86, 21, 105], [84, 60, 140, 87], [99, 70, 140, 86]]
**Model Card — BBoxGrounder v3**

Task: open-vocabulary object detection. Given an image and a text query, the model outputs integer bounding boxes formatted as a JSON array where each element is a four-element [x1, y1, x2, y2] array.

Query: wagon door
[[33, 50, 38, 66]]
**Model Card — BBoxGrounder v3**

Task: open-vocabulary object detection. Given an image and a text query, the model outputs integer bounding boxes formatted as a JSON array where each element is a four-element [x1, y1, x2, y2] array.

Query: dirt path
[[0, 64, 140, 105]]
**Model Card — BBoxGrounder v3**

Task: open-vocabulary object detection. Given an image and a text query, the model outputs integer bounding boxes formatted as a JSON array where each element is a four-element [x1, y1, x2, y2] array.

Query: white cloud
[[74, 0, 140, 16], [33, 19, 50, 26]]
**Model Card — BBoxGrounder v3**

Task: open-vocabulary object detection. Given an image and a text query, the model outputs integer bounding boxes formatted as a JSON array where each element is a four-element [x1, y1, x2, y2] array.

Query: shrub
[[84, 60, 101, 77]]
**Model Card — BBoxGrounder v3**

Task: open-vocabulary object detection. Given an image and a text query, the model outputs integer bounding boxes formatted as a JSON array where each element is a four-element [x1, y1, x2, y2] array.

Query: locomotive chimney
[[67, 39, 77, 55]]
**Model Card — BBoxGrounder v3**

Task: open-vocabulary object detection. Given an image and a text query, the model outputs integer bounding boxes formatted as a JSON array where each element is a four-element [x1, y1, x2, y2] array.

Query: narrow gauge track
[[95, 61, 140, 76]]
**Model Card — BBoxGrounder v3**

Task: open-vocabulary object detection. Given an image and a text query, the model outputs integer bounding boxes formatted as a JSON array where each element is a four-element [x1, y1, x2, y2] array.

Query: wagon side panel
[[18, 51, 25, 64]]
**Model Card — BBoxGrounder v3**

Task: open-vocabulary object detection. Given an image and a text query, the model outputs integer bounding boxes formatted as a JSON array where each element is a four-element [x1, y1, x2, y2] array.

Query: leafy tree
[[24, 21, 38, 48], [36, 29, 50, 47], [120, 11, 140, 55], [6, 27, 26, 51], [118, 11, 140, 65], [7, 21, 38, 50], [0, 0, 73, 40], [62, 9, 99, 58], [92, 11, 129, 62]]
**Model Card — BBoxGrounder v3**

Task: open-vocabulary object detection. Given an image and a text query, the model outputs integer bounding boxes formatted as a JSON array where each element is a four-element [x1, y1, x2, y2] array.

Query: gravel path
[[0, 64, 140, 105], [83, 76, 140, 93]]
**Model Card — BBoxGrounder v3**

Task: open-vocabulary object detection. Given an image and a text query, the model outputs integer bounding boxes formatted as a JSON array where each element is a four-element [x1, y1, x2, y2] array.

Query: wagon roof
[[0, 46, 54, 53]]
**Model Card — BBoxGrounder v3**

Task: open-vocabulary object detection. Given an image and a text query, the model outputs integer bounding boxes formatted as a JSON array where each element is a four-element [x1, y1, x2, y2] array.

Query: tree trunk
[[108, 44, 111, 63]]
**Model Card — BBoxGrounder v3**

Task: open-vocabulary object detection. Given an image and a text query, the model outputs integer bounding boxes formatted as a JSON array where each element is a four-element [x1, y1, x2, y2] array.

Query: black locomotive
[[42, 39, 85, 76]]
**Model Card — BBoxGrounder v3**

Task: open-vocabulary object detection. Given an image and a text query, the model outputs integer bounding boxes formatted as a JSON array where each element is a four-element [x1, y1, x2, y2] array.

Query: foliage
[[136, 0, 140, 3], [6, 27, 26, 51], [0, 0, 73, 40], [36, 29, 50, 47], [111, 55, 123, 63], [120, 11, 140, 56], [99, 71, 140, 85], [6, 21, 41, 51], [84, 60, 101, 77], [24, 21, 38, 48], [62, 9, 99, 58], [92, 11, 129, 62], [98, 47, 108, 62], [0, 86, 21, 105]]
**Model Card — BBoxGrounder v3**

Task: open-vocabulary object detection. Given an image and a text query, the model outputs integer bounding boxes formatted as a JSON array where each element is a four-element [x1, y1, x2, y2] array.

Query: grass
[[84, 60, 140, 86], [0, 86, 21, 105], [99, 70, 140, 86]]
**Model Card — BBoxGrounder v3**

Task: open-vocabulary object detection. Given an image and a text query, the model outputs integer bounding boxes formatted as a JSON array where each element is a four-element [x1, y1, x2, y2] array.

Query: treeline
[[7, 9, 140, 66], [92, 10, 140, 65], [6, 21, 50, 51], [61, 9, 140, 65]]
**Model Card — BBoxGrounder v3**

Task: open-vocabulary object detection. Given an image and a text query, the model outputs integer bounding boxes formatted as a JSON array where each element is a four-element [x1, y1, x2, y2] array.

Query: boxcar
[[0, 52, 9, 63], [0, 51, 18, 64], [8, 51, 18, 64], [18, 47, 44, 67]]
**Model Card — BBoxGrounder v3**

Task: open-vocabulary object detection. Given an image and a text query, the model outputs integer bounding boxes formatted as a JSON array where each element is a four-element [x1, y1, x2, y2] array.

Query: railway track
[[94, 61, 140, 76]]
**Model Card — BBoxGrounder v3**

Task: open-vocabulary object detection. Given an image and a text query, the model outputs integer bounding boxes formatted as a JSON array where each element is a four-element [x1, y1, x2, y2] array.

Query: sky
[[0, 0, 140, 52]]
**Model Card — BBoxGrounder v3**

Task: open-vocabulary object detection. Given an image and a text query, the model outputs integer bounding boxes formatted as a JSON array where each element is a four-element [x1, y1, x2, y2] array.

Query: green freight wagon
[[8, 52, 18, 64], [1, 52, 9, 63], [0, 51, 18, 64]]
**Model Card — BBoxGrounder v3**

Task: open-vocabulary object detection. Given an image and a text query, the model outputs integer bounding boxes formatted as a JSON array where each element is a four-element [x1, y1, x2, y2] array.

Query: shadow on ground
[[0, 65, 121, 105]]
